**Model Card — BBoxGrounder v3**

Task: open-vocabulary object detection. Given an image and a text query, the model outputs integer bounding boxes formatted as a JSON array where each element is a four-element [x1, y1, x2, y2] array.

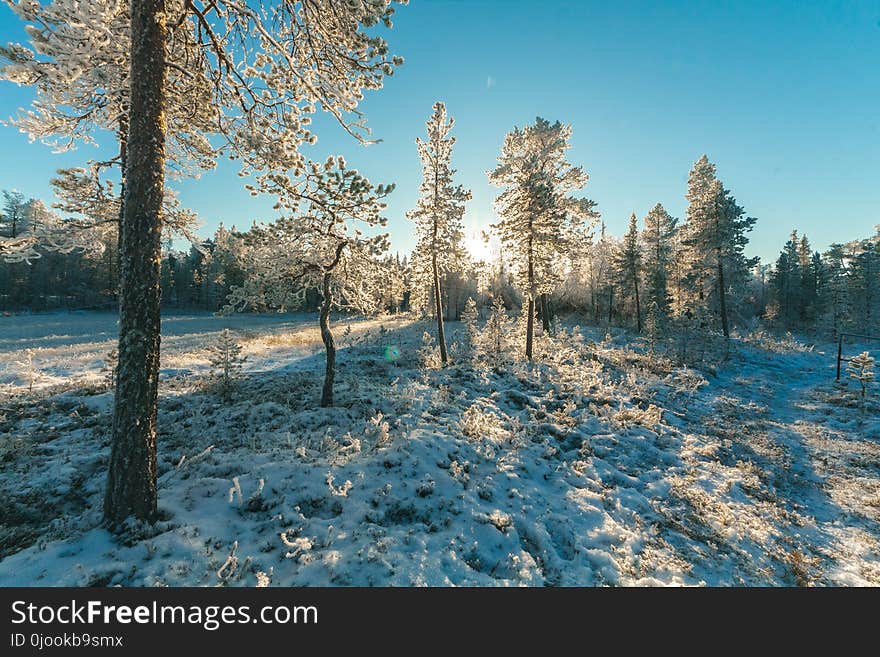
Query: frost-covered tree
[[96, 0, 404, 523], [407, 101, 471, 364], [488, 117, 595, 359], [0, 190, 28, 238], [1, 0, 214, 169], [769, 230, 802, 328], [612, 213, 643, 332], [849, 238, 880, 335], [476, 296, 515, 361], [208, 329, 247, 399], [1, 0, 215, 263], [641, 203, 677, 319], [226, 157, 393, 407], [846, 351, 876, 399], [680, 155, 757, 338], [589, 221, 616, 324]]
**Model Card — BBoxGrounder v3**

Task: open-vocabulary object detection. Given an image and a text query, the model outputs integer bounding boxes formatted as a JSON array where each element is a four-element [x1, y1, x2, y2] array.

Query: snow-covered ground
[[0, 312, 877, 586]]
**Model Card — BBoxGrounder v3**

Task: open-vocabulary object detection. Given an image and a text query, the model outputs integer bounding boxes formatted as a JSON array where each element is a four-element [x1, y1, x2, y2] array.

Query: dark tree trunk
[[540, 293, 551, 333], [525, 296, 535, 360], [634, 277, 642, 333], [104, 0, 166, 526], [111, 116, 128, 302], [717, 254, 729, 338], [526, 223, 534, 360], [320, 272, 336, 407], [433, 254, 448, 365], [608, 287, 614, 326]]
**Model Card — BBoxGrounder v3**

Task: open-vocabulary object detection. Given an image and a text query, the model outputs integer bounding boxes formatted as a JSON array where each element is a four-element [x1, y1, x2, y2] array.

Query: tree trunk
[[320, 272, 336, 407], [540, 293, 551, 333], [104, 0, 166, 526], [111, 116, 128, 302], [717, 255, 729, 338], [634, 277, 642, 333], [433, 254, 448, 365], [526, 223, 534, 360], [607, 287, 614, 326], [525, 296, 535, 360]]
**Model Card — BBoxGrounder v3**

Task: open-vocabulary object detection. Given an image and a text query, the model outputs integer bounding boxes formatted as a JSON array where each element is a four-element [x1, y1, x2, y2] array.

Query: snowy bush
[[473, 296, 515, 363], [418, 332, 442, 369], [742, 330, 813, 354], [366, 412, 391, 447], [459, 403, 504, 440], [668, 367, 708, 405]]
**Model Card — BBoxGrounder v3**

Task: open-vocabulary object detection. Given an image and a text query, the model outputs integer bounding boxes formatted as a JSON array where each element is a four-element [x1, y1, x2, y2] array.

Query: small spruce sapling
[[209, 329, 247, 398], [461, 297, 479, 351], [846, 351, 876, 399], [479, 296, 513, 360]]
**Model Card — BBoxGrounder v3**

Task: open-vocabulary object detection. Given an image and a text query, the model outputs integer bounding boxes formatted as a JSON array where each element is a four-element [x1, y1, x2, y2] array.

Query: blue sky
[[1, 0, 879, 262]]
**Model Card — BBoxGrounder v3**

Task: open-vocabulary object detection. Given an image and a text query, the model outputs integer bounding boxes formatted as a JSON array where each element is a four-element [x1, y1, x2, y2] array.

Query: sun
[[464, 229, 493, 262]]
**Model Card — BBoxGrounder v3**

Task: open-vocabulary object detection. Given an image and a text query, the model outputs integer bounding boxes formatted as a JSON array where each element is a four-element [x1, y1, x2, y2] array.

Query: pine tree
[[642, 202, 677, 319], [461, 296, 479, 352], [208, 329, 247, 398], [226, 157, 393, 407], [770, 230, 802, 328], [0, 190, 28, 238], [849, 239, 880, 335], [680, 155, 757, 338], [613, 213, 643, 332], [407, 102, 471, 365], [819, 243, 851, 339], [102, 0, 404, 524], [478, 296, 514, 360], [1, 0, 216, 264], [104, 0, 167, 525], [488, 117, 596, 360]]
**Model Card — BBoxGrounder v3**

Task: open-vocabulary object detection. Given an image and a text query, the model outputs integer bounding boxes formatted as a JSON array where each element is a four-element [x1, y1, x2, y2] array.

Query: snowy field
[[0, 311, 878, 586]]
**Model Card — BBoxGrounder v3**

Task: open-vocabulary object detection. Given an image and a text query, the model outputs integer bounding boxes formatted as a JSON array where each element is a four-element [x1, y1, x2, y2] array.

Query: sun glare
[[464, 229, 493, 262]]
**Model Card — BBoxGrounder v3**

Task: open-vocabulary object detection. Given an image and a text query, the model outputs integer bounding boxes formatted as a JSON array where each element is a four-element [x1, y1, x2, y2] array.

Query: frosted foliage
[[472, 297, 516, 361], [488, 117, 597, 300], [406, 101, 471, 309], [679, 155, 757, 325], [1, 0, 405, 175], [641, 203, 678, 316], [0, 173, 201, 263], [208, 329, 247, 397], [185, 0, 406, 176], [1, 0, 215, 173], [225, 157, 392, 314], [0, 199, 97, 263], [847, 351, 876, 399], [1, 0, 405, 260]]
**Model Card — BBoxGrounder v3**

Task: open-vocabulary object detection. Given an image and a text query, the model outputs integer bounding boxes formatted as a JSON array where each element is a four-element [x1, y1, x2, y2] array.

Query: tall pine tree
[[407, 101, 471, 365], [681, 155, 757, 338], [613, 213, 643, 332], [488, 117, 595, 359]]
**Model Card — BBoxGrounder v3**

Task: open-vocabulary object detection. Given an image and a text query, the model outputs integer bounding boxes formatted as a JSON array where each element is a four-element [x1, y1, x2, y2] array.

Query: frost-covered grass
[[0, 312, 877, 586]]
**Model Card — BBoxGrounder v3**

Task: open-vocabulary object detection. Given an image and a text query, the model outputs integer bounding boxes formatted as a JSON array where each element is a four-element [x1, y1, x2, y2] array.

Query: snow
[[0, 312, 877, 586]]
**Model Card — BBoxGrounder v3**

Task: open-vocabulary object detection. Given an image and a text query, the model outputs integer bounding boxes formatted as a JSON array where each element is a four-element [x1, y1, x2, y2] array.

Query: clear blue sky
[[1, 0, 879, 262]]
